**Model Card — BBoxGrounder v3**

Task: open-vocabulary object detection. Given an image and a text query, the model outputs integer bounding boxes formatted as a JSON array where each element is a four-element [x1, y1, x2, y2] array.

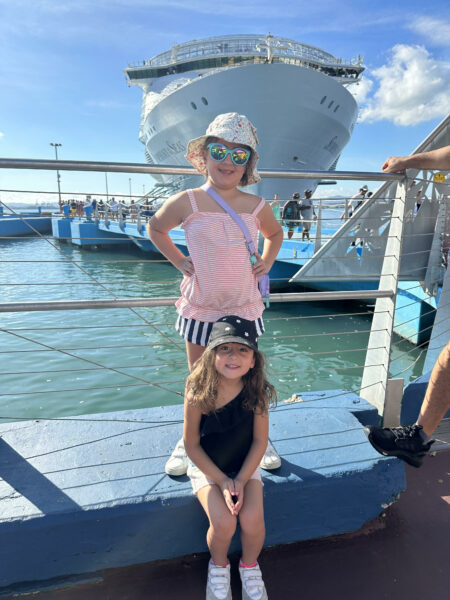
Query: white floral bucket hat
[[185, 112, 261, 186]]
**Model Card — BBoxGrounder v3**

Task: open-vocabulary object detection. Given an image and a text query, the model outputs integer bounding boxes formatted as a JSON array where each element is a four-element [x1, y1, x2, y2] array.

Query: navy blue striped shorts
[[175, 315, 265, 347]]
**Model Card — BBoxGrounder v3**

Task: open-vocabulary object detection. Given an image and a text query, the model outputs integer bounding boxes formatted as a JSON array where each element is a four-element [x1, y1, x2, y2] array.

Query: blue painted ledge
[[0, 391, 405, 590], [401, 371, 450, 425]]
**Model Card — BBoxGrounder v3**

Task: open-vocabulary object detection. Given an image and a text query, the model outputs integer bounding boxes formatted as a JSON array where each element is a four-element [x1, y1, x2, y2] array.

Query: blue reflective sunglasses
[[207, 143, 251, 166]]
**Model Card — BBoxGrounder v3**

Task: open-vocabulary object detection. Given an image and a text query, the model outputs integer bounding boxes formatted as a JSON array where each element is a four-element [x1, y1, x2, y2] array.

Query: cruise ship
[[124, 34, 364, 198]]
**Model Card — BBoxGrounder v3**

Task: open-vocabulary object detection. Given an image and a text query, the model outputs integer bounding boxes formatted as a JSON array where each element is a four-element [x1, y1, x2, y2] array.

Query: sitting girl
[[184, 315, 276, 600]]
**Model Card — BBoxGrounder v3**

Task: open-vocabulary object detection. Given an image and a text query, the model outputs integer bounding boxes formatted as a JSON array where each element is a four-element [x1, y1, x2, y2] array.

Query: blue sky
[[1, 0, 449, 204]]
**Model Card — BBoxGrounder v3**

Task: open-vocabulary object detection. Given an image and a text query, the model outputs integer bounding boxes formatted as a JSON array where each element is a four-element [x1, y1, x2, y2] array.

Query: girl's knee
[[239, 509, 265, 535], [211, 512, 237, 538]]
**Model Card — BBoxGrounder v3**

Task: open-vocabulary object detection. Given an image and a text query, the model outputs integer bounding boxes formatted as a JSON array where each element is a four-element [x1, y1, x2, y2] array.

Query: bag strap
[[201, 184, 257, 257]]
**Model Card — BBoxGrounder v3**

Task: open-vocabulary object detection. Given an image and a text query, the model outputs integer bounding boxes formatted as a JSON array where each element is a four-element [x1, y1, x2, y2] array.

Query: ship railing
[[129, 36, 361, 71], [1, 157, 448, 428]]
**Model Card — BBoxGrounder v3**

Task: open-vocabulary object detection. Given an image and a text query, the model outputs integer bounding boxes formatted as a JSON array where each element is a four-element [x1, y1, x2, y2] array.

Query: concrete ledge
[[0, 391, 405, 589]]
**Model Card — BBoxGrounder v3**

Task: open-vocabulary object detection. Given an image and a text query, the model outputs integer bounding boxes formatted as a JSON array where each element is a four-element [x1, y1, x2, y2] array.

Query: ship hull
[[141, 63, 358, 198]]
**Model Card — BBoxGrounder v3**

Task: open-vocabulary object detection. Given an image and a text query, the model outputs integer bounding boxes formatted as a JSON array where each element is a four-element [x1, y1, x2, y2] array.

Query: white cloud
[[349, 76, 373, 104], [358, 45, 450, 126], [409, 16, 450, 47]]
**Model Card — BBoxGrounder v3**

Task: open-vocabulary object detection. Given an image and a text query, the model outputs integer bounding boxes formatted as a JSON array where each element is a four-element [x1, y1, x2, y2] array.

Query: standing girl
[[184, 315, 276, 600], [148, 113, 283, 475]]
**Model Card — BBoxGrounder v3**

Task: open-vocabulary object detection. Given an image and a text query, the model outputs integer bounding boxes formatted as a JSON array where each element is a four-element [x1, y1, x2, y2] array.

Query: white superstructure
[[124, 34, 364, 198]]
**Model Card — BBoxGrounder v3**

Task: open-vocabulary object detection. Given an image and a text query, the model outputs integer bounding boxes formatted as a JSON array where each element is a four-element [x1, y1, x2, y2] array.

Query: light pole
[[105, 172, 109, 202], [128, 177, 132, 202], [50, 142, 62, 211]]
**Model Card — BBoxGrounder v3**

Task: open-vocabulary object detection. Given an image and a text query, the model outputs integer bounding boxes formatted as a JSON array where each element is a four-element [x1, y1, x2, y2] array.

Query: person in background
[[365, 145, 450, 467], [130, 199, 138, 222], [109, 197, 118, 220], [270, 193, 281, 221], [184, 316, 275, 600], [148, 112, 283, 478], [281, 192, 300, 239], [298, 189, 315, 241], [340, 185, 368, 220]]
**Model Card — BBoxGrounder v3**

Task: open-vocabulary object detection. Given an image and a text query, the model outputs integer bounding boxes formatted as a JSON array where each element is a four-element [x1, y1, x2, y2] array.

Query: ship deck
[[3, 443, 447, 600]]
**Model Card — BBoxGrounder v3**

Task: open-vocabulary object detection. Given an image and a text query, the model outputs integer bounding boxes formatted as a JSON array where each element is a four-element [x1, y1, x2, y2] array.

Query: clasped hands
[[220, 476, 245, 516]]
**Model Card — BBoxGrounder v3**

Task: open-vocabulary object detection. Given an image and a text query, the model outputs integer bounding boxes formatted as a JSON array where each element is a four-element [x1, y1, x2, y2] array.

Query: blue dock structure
[[0, 207, 52, 237], [0, 116, 449, 593]]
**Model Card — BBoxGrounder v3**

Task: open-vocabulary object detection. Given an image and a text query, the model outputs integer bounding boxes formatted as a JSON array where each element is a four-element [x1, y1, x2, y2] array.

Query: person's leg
[[238, 479, 268, 600], [417, 341, 450, 435], [365, 342, 450, 467], [287, 228, 293, 239], [186, 340, 206, 372], [238, 480, 265, 564], [197, 484, 237, 566]]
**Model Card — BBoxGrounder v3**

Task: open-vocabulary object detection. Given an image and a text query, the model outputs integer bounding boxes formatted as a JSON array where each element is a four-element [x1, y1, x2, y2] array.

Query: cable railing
[[1, 159, 448, 428]]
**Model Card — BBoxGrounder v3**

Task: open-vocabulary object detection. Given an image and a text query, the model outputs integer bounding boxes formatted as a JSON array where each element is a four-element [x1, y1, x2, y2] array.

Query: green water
[[0, 237, 426, 422]]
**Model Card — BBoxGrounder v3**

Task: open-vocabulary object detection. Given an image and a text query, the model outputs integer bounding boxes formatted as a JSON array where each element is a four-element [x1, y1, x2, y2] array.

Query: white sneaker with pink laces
[[206, 559, 232, 600], [239, 562, 268, 600]]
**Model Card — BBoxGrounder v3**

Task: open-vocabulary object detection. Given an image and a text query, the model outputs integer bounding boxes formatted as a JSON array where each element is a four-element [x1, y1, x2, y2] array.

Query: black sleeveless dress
[[199, 389, 254, 477]]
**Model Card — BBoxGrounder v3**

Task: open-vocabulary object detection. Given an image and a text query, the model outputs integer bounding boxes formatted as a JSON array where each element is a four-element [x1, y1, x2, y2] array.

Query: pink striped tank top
[[175, 189, 266, 322]]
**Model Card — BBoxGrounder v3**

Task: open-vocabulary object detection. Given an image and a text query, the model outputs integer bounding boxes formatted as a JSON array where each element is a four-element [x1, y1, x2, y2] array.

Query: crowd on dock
[[59, 196, 161, 222]]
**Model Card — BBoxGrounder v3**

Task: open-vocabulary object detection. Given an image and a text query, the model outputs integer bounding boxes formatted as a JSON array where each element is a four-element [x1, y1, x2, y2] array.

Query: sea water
[[0, 235, 426, 422]]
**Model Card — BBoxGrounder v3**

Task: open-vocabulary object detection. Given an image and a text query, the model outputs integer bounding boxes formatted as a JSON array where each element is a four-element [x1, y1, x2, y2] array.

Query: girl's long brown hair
[[186, 347, 277, 415]]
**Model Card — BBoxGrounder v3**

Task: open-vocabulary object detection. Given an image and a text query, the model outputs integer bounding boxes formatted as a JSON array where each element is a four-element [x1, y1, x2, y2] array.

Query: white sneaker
[[239, 562, 268, 600], [259, 440, 281, 470], [206, 559, 232, 600], [165, 437, 188, 476]]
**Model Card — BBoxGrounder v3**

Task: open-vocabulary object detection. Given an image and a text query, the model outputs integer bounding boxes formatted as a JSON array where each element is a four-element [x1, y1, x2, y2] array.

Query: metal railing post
[[314, 199, 322, 253], [359, 178, 408, 416]]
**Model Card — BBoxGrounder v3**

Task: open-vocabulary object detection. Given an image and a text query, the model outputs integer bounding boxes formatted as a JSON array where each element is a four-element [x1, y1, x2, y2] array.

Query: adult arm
[[183, 392, 237, 514], [147, 191, 194, 276], [382, 146, 450, 173], [252, 203, 284, 277]]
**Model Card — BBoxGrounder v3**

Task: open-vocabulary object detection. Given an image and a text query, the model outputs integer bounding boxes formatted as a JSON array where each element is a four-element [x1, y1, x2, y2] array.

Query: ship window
[[320, 96, 327, 104], [201, 97, 208, 105], [191, 102, 197, 110], [328, 100, 334, 109], [334, 105, 340, 112]]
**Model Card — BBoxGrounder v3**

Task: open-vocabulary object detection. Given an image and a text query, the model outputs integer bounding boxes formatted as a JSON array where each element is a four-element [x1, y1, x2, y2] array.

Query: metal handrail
[[0, 290, 395, 313], [0, 158, 404, 182]]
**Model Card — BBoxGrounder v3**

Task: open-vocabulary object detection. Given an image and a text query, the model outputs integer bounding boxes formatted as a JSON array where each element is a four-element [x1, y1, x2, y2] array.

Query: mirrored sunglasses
[[207, 143, 251, 166]]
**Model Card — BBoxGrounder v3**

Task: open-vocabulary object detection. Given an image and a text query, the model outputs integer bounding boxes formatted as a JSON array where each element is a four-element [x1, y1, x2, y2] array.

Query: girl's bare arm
[[183, 393, 230, 485], [235, 411, 268, 486], [147, 193, 194, 275], [252, 203, 284, 276]]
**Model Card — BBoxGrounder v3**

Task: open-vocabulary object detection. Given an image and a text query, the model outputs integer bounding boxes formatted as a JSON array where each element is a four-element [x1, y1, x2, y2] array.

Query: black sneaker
[[364, 424, 435, 468]]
